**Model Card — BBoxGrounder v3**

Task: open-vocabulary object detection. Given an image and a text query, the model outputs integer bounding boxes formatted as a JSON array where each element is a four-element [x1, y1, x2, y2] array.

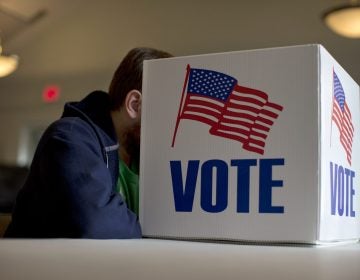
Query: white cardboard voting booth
[[140, 44, 360, 244]]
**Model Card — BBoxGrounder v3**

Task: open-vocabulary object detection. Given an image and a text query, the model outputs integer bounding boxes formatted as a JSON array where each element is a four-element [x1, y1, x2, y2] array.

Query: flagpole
[[171, 64, 191, 147], [330, 68, 334, 147]]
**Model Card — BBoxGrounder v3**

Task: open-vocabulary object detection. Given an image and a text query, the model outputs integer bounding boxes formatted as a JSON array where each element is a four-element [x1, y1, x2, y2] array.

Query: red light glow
[[43, 85, 60, 103]]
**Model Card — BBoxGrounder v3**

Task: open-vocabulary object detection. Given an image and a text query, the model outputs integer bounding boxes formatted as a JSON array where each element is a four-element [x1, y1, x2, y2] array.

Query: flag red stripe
[[218, 117, 253, 128], [247, 137, 266, 148], [186, 99, 224, 113], [259, 108, 279, 119], [210, 129, 247, 143], [242, 143, 265, 155], [340, 136, 352, 162], [252, 123, 270, 132], [255, 116, 274, 126], [344, 103, 353, 118], [216, 123, 250, 136], [266, 102, 284, 111], [181, 114, 218, 127], [234, 84, 268, 100], [228, 95, 266, 107], [182, 108, 222, 121], [332, 109, 342, 126], [248, 129, 267, 139], [344, 114, 354, 132], [182, 102, 223, 119], [342, 124, 354, 141], [344, 110, 354, 132], [340, 132, 353, 151], [332, 116, 342, 132], [342, 118, 353, 134], [222, 111, 257, 121], [332, 103, 343, 130], [227, 103, 261, 114]]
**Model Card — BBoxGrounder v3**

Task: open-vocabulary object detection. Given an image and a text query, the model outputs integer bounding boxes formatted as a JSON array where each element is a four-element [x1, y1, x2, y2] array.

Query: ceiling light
[[0, 41, 19, 78], [322, 1, 360, 38]]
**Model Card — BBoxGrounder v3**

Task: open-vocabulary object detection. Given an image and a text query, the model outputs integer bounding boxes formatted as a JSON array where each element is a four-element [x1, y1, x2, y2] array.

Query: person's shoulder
[[44, 116, 98, 142]]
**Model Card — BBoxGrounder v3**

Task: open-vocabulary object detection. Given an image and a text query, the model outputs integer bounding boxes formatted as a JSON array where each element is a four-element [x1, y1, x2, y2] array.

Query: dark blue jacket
[[5, 91, 141, 238]]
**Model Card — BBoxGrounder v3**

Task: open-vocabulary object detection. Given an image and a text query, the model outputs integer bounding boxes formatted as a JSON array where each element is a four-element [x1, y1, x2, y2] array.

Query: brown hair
[[108, 47, 172, 110]]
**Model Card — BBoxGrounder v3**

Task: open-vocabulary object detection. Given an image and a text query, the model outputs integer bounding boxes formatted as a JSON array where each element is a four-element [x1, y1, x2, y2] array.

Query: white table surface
[[0, 238, 359, 280]]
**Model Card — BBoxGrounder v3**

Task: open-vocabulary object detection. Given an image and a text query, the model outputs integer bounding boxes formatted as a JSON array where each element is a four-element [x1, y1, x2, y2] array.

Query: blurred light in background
[[42, 85, 60, 103], [323, 1, 360, 38], [0, 44, 18, 78]]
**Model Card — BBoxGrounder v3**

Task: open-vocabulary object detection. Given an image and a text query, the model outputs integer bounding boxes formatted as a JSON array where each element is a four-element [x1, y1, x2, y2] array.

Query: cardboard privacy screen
[[140, 45, 360, 244]]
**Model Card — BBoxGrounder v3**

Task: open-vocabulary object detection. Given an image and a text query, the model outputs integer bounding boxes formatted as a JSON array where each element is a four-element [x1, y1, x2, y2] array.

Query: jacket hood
[[61, 91, 118, 147]]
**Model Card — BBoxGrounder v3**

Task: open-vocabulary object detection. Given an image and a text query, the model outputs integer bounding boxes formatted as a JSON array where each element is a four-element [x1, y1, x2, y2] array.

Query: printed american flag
[[174, 66, 283, 155], [331, 71, 354, 165]]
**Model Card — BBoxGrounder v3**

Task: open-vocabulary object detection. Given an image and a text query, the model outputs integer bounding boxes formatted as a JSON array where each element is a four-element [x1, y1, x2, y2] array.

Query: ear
[[124, 90, 141, 119]]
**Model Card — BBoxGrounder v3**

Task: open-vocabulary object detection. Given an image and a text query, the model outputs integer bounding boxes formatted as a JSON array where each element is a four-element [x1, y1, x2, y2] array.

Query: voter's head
[[109, 47, 172, 164], [108, 47, 172, 110]]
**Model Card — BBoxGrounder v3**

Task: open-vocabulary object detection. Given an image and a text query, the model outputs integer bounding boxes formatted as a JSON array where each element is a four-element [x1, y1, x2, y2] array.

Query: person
[[5, 47, 172, 238]]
